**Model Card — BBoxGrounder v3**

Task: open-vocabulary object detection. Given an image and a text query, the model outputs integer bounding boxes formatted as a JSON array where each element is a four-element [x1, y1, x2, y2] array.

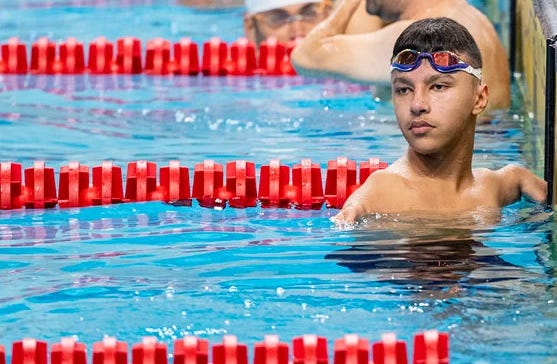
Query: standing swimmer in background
[[291, 0, 511, 115], [333, 17, 546, 224]]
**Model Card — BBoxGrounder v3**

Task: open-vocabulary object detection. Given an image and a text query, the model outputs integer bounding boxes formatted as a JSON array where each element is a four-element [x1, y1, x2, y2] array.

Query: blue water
[[0, 1, 556, 363]]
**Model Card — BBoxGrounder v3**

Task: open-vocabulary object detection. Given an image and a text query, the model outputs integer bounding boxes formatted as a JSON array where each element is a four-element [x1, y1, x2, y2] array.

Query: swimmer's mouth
[[410, 120, 434, 130]]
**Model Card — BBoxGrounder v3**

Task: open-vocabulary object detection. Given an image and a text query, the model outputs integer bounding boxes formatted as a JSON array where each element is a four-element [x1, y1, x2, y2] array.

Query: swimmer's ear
[[244, 15, 257, 43], [472, 82, 489, 115]]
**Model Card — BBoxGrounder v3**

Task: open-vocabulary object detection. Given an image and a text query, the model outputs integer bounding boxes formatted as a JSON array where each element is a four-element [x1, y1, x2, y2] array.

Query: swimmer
[[333, 18, 547, 224], [291, 0, 511, 114], [243, 0, 334, 46]]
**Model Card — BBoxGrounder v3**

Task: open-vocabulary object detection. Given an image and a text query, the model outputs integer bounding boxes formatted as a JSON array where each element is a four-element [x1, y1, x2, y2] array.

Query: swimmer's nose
[[411, 88, 431, 115]]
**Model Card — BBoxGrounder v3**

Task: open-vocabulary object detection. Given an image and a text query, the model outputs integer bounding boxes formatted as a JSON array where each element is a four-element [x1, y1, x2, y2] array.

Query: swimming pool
[[1, 0, 556, 363]]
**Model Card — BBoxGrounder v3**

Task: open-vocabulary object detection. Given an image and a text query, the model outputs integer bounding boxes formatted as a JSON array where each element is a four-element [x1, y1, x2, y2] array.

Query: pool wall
[[514, 0, 557, 205]]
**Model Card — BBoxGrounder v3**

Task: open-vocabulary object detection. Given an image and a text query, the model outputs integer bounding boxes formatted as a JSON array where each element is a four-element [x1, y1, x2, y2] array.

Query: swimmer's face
[[390, 58, 487, 155], [244, 2, 331, 45]]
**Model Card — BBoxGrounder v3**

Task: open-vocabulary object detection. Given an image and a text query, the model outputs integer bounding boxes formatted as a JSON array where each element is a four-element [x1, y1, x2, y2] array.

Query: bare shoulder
[[494, 164, 537, 179], [367, 163, 409, 186], [334, 164, 409, 222], [474, 165, 547, 204], [359, 164, 411, 203], [473, 165, 529, 186]]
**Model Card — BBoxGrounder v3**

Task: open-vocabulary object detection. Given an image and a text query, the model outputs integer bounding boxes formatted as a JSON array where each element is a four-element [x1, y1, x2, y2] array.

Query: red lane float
[[159, 160, 191, 206], [51, 337, 87, 364], [333, 335, 368, 364], [226, 160, 257, 208], [30, 37, 56, 74], [92, 337, 128, 364], [192, 160, 226, 208], [291, 159, 324, 210], [91, 161, 124, 206], [59, 38, 86, 74], [145, 38, 172, 75], [0, 158, 387, 211], [324, 157, 357, 209], [23, 161, 57, 209], [3, 332, 449, 364], [58, 162, 91, 208], [371, 333, 408, 364], [11, 339, 48, 364], [412, 330, 449, 364], [88, 37, 114, 74], [253, 336, 289, 364], [173, 38, 200, 76], [258, 160, 291, 209], [229, 38, 257, 76], [212, 336, 248, 364], [132, 337, 168, 364], [0, 162, 23, 210], [173, 337, 209, 364], [292, 335, 328, 364], [0, 37, 28, 74], [0, 36, 298, 76]]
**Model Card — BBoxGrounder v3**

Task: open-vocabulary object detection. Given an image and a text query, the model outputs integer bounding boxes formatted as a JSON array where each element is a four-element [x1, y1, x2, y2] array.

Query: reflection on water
[[328, 206, 552, 287], [327, 237, 511, 286]]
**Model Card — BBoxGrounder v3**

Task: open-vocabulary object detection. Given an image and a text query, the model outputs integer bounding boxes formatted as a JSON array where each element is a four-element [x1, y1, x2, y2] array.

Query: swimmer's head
[[244, 0, 332, 46], [392, 17, 483, 70]]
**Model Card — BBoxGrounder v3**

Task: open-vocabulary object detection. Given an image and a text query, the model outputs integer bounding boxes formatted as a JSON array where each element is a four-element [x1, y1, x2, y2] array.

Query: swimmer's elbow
[[528, 179, 548, 204], [516, 166, 548, 204]]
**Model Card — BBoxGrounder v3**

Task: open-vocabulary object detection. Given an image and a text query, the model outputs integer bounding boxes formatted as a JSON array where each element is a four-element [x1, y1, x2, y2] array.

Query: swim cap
[[245, 0, 322, 14]]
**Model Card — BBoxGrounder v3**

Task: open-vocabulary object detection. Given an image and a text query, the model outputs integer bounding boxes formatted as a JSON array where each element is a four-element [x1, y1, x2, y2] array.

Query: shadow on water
[[326, 205, 555, 289]]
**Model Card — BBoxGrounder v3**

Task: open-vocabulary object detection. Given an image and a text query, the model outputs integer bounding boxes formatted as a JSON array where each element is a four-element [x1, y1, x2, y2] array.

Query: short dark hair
[[392, 17, 483, 68]]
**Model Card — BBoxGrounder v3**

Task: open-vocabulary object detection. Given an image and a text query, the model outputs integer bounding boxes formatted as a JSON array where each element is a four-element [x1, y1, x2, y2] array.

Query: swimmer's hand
[[331, 202, 362, 225]]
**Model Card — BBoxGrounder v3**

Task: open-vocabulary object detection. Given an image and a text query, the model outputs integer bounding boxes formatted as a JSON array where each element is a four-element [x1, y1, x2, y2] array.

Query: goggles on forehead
[[390, 49, 482, 80]]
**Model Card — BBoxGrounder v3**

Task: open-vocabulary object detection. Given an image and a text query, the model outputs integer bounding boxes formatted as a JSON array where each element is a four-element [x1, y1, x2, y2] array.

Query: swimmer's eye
[[394, 87, 411, 95]]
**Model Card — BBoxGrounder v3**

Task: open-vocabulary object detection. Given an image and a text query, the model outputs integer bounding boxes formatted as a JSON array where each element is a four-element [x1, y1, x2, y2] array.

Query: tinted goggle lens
[[432, 52, 460, 67], [392, 50, 460, 68], [390, 49, 482, 80]]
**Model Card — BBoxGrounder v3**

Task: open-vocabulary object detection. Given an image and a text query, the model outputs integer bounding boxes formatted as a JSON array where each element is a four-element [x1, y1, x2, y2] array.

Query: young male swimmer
[[333, 18, 547, 224]]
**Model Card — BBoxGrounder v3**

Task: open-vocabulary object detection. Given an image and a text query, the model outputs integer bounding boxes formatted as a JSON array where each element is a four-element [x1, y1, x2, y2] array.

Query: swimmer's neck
[[404, 146, 474, 183]]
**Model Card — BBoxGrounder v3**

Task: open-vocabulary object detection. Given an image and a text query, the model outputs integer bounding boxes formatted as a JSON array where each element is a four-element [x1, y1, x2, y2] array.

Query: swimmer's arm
[[291, 0, 407, 82], [498, 165, 547, 205], [344, 1, 385, 35], [332, 172, 387, 223]]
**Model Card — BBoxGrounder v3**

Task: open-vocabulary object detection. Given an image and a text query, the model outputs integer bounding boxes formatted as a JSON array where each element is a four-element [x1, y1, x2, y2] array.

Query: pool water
[[1, 1, 556, 363]]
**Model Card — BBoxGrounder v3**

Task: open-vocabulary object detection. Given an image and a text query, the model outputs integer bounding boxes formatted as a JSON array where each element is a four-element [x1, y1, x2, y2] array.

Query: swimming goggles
[[258, 2, 330, 28], [390, 49, 482, 80]]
